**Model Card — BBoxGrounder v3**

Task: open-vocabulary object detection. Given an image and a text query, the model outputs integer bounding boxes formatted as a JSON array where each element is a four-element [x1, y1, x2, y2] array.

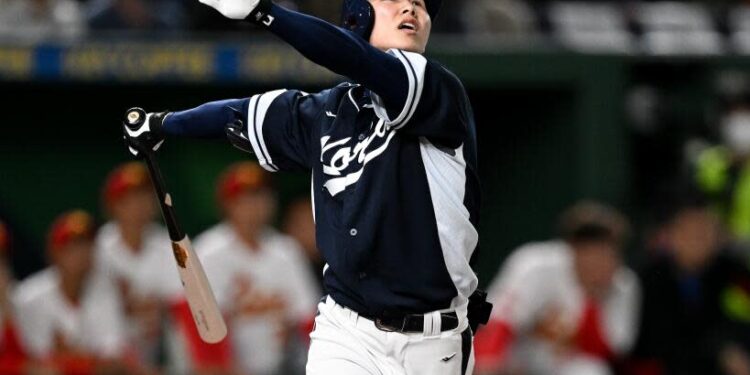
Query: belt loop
[[423, 311, 442, 336], [431, 311, 442, 335], [422, 313, 432, 336]]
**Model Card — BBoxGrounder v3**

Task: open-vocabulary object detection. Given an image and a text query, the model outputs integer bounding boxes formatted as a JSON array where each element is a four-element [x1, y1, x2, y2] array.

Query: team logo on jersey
[[320, 119, 396, 196]]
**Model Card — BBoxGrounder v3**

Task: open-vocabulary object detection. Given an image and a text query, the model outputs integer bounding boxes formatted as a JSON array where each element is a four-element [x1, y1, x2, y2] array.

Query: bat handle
[[141, 143, 185, 242]]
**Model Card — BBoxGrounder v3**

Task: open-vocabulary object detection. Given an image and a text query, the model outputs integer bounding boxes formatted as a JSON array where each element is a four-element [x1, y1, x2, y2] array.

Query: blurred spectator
[[0, 0, 84, 41], [692, 72, 750, 245], [628, 188, 750, 375], [635, 2, 723, 54], [282, 197, 323, 290], [13, 210, 137, 375], [546, 2, 632, 53], [95, 162, 182, 372], [0, 221, 28, 375], [474, 201, 640, 375], [461, 0, 536, 37], [193, 162, 320, 375], [87, 0, 185, 31]]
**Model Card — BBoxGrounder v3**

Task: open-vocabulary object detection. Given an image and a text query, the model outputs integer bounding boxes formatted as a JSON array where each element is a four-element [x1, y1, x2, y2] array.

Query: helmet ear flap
[[341, 0, 375, 40]]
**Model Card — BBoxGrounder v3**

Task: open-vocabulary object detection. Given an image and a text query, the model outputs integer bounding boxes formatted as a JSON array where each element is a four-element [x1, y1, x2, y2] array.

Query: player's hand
[[198, 0, 263, 20], [122, 108, 168, 158]]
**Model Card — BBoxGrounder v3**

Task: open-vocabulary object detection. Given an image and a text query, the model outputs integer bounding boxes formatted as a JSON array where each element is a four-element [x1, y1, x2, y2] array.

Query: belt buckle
[[374, 317, 408, 333]]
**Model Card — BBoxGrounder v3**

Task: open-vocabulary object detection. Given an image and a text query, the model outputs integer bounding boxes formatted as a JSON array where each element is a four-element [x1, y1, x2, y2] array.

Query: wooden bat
[[124, 108, 228, 344]]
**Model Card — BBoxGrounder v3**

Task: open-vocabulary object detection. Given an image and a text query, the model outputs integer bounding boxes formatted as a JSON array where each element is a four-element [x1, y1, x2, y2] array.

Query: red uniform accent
[[299, 314, 316, 345], [0, 222, 9, 255], [0, 320, 27, 375], [171, 300, 233, 370], [50, 356, 96, 375], [574, 298, 614, 360], [473, 319, 515, 372]]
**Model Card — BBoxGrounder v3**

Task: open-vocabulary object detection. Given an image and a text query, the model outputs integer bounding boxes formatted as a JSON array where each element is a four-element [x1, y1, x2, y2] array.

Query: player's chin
[[393, 38, 427, 54]]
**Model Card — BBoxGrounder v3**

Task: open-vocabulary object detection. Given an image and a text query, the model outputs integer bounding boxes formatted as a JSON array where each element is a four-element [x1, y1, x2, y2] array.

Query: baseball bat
[[124, 108, 228, 344]]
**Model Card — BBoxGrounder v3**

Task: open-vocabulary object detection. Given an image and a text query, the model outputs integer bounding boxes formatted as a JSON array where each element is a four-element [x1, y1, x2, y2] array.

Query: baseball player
[[192, 162, 320, 375], [13, 210, 133, 374], [122, 0, 484, 374], [473, 202, 640, 375], [95, 162, 183, 369]]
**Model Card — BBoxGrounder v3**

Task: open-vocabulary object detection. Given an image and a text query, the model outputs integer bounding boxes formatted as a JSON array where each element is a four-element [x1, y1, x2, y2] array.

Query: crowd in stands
[[4, 0, 750, 54]]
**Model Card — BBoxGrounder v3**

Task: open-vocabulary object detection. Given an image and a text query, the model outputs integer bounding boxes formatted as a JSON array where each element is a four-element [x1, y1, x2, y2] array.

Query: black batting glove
[[122, 108, 169, 158]]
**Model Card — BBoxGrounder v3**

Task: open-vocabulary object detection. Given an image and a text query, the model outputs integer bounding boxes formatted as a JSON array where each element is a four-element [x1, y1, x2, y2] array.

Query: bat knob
[[124, 108, 147, 130]]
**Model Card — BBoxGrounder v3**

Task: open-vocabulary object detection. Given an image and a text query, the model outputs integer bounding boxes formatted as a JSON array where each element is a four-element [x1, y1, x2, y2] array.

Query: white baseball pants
[[306, 297, 475, 375]]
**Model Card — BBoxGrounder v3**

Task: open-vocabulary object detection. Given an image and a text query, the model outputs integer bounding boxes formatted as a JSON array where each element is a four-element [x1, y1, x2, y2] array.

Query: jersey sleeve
[[244, 89, 327, 173], [371, 50, 471, 149], [485, 245, 552, 331], [601, 268, 641, 356], [12, 289, 51, 358]]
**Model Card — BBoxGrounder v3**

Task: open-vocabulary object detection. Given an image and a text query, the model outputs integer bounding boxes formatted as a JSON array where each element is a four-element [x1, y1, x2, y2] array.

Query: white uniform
[[95, 222, 182, 301], [195, 223, 321, 375], [486, 241, 640, 375], [95, 222, 185, 368], [12, 268, 127, 359], [308, 296, 475, 375]]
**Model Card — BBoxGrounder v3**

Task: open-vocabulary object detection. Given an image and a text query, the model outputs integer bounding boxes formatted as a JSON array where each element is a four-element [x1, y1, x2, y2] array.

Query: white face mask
[[722, 111, 750, 155]]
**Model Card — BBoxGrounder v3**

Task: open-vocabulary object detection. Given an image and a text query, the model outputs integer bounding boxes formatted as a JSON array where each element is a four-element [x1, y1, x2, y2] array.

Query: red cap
[[0, 221, 8, 254], [48, 210, 95, 253], [217, 162, 271, 204], [102, 162, 151, 206]]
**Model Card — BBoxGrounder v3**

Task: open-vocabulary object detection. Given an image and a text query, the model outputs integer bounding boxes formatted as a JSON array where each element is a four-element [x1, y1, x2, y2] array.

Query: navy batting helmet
[[341, 0, 442, 40]]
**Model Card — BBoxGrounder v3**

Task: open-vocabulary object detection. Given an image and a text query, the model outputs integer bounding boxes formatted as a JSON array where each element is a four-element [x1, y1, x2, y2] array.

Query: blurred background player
[[474, 201, 640, 375], [13, 210, 136, 375], [629, 188, 750, 375], [193, 162, 320, 375], [95, 162, 182, 372]]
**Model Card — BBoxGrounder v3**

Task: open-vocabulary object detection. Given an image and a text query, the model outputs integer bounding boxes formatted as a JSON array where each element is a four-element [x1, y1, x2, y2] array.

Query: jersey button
[[358, 134, 366, 141], [350, 228, 358, 236]]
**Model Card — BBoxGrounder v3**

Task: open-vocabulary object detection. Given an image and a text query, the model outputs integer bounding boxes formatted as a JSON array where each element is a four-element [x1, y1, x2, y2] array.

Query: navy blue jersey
[[244, 50, 479, 318]]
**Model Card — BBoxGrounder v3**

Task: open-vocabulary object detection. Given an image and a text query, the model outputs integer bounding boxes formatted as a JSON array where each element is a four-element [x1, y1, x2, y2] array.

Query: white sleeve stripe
[[391, 50, 425, 130], [246, 89, 288, 172], [245, 95, 268, 169], [371, 50, 427, 130], [246, 94, 277, 172], [254, 90, 284, 171]]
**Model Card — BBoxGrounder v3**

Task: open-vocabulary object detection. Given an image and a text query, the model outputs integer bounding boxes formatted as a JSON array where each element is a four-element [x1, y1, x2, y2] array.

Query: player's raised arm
[[199, 0, 435, 119]]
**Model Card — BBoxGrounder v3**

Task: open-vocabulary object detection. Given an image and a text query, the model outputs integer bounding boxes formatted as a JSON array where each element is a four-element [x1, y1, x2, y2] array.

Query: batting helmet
[[341, 0, 442, 40]]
